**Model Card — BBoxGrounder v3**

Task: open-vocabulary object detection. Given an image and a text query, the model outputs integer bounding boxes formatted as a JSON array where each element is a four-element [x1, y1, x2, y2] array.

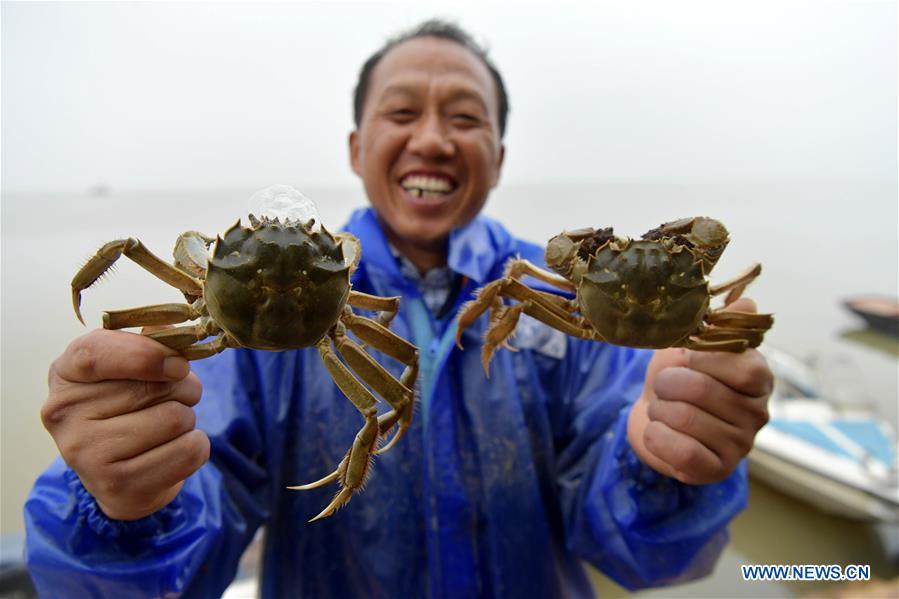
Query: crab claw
[[287, 469, 340, 491], [481, 345, 497, 377], [72, 288, 86, 325], [287, 455, 355, 522], [479, 302, 526, 376], [308, 487, 355, 522], [455, 281, 504, 350], [288, 409, 380, 522]]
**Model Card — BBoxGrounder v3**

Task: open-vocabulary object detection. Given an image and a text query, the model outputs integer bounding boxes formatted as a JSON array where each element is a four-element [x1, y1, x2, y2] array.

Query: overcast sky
[[1, 0, 895, 193]]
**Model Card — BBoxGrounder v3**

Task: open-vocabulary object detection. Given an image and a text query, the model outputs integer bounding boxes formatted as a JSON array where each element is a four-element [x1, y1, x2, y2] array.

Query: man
[[25, 20, 772, 598]]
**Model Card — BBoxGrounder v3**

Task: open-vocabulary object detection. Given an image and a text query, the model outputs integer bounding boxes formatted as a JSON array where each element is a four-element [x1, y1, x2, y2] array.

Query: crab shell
[[576, 240, 711, 348], [204, 219, 351, 350]]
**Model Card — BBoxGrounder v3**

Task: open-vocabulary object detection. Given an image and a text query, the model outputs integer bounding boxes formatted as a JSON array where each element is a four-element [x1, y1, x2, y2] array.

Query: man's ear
[[491, 144, 506, 188], [349, 130, 361, 177]]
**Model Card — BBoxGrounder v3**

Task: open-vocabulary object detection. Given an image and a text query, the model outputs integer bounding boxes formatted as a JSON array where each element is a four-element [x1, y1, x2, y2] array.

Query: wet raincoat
[[25, 207, 747, 598]]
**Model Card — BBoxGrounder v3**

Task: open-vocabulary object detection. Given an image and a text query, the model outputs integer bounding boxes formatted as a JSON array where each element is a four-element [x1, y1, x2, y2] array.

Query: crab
[[71, 187, 419, 521], [456, 216, 774, 373]]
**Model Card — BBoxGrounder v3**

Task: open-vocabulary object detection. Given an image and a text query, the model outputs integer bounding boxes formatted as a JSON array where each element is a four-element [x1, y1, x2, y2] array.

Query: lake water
[[2, 180, 897, 595]]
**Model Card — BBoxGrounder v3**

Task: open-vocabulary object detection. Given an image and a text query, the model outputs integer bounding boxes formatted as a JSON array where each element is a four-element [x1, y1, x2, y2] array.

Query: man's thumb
[[725, 296, 758, 313]]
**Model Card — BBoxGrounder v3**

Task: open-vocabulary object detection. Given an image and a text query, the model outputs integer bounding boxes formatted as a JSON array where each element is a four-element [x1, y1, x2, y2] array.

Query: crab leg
[[456, 280, 506, 347], [330, 317, 414, 454], [480, 296, 597, 374], [458, 273, 582, 358], [454, 280, 522, 353], [502, 279, 579, 319], [479, 304, 526, 372], [706, 310, 774, 330], [340, 309, 419, 452], [687, 305, 773, 351], [698, 327, 768, 348], [179, 333, 237, 361], [341, 311, 419, 368], [503, 258, 577, 292], [683, 338, 749, 352], [348, 290, 402, 327], [290, 409, 408, 471], [709, 263, 762, 304], [288, 335, 382, 521], [456, 260, 578, 349], [102, 302, 202, 330], [144, 320, 221, 350], [72, 238, 203, 324]]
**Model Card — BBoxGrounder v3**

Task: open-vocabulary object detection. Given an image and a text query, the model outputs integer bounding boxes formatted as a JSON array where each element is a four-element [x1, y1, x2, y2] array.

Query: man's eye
[[386, 109, 417, 122], [452, 113, 481, 125]]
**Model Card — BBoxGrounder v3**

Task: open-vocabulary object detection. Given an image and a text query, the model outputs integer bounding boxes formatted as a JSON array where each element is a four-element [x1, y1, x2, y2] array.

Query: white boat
[[749, 345, 899, 523]]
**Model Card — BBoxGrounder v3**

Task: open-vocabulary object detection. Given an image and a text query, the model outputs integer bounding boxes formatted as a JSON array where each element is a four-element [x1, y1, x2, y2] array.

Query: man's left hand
[[627, 298, 774, 485]]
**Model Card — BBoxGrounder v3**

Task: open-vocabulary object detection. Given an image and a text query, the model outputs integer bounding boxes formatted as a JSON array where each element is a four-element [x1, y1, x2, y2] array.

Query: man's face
[[350, 37, 505, 252]]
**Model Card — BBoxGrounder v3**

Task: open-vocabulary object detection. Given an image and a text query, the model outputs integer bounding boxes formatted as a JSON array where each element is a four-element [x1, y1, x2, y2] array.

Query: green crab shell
[[577, 240, 709, 348], [204, 219, 350, 350]]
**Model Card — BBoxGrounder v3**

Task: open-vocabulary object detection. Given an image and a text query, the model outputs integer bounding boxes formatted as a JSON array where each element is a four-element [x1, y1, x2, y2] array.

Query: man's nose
[[407, 114, 455, 158]]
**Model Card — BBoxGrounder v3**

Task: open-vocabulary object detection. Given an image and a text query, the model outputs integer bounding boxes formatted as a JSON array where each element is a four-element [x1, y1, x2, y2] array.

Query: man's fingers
[[140, 325, 175, 335], [647, 398, 751, 468], [653, 366, 769, 430], [85, 372, 202, 419], [41, 372, 202, 433], [86, 401, 199, 463], [725, 297, 757, 312], [642, 420, 726, 484], [52, 329, 189, 385], [686, 348, 773, 398], [85, 429, 210, 503]]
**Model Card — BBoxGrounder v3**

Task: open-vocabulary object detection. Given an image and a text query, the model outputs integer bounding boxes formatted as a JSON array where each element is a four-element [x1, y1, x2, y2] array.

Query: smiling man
[[25, 20, 773, 598], [350, 32, 505, 272]]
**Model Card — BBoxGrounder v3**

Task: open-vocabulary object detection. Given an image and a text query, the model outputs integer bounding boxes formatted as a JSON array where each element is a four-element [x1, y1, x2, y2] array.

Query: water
[[2, 180, 897, 594]]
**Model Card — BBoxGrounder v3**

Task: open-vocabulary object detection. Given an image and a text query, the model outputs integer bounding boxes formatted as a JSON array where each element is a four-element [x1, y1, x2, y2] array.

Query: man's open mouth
[[399, 174, 457, 200]]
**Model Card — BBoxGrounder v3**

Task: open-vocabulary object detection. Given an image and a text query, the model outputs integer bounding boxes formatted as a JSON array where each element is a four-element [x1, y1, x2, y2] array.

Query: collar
[[387, 243, 453, 285], [342, 207, 514, 285]]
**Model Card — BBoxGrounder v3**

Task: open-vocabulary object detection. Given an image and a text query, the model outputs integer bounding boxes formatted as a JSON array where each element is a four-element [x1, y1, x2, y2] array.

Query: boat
[[843, 296, 899, 337], [749, 345, 899, 523]]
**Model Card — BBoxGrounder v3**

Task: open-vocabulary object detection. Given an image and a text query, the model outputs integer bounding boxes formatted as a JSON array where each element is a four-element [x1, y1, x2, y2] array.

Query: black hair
[[352, 19, 509, 138]]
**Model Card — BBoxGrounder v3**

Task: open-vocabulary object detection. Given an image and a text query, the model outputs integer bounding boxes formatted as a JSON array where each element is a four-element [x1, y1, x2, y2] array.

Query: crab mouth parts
[[399, 174, 457, 199]]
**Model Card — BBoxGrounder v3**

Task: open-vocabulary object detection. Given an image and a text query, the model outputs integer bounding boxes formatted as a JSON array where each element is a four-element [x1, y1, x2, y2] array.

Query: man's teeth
[[401, 176, 453, 198]]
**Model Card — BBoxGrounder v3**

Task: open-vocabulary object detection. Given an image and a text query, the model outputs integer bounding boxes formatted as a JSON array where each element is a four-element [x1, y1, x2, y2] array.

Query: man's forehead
[[377, 77, 490, 105], [369, 37, 495, 98]]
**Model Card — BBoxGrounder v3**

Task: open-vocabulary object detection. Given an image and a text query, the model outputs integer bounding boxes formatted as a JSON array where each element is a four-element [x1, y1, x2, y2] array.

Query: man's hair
[[353, 19, 509, 138]]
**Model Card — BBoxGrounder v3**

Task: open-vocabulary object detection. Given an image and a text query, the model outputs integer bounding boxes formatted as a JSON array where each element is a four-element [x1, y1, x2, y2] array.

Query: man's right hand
[[42, 329, 209, 521]]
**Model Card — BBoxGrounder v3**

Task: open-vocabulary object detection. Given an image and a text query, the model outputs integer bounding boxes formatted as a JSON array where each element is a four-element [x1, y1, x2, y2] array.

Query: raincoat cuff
[[66, 468, 185, 539]]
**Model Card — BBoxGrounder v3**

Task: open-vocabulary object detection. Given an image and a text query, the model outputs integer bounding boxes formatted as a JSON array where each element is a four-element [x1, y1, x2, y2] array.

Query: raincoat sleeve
[[24, 348, 273, 598], [555, 340, 748, 590]]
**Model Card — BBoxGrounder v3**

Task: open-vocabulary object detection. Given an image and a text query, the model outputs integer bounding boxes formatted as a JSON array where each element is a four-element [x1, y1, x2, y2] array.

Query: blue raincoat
[[25, 207, 747, 598]]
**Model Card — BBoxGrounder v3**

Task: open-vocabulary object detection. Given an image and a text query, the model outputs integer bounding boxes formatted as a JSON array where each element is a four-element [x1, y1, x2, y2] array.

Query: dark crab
[[71, 191, 418, 521], [456, 216, 774, 372]]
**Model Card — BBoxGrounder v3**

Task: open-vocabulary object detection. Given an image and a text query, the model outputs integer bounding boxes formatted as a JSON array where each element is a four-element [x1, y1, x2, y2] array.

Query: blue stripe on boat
[[831, 419, 894, 467], [768, 420, 855, 461]]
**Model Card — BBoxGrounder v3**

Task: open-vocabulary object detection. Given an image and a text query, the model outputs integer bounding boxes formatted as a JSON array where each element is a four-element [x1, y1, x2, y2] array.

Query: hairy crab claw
[[399, 173, 458, 200]]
